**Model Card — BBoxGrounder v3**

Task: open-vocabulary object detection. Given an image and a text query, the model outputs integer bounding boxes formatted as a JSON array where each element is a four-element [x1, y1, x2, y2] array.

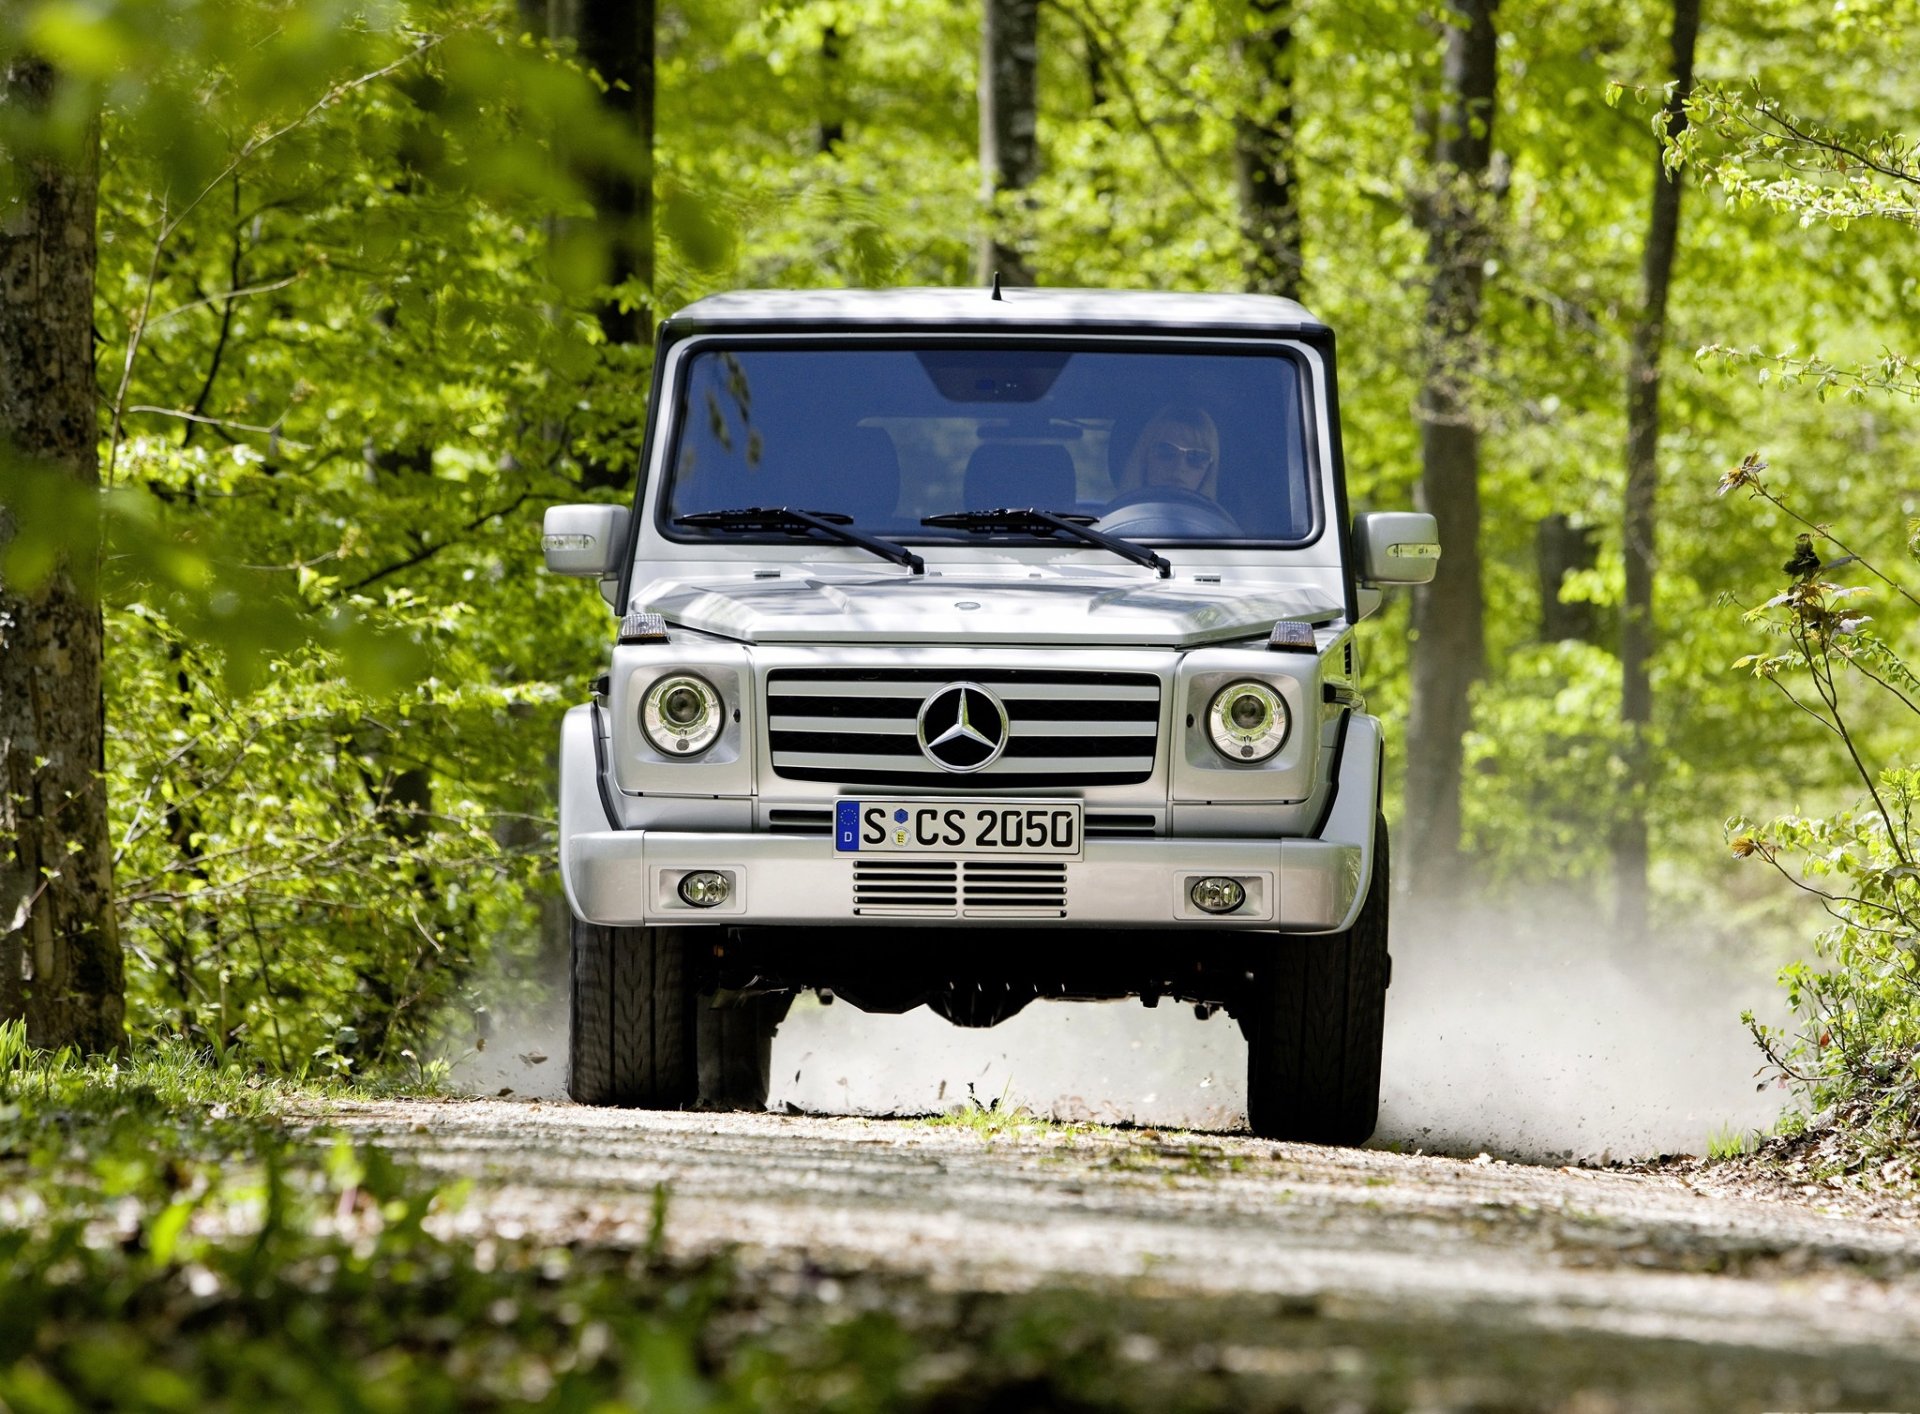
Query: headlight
[[642, 673, 723, 756], [1206, 681, 1288, 763]]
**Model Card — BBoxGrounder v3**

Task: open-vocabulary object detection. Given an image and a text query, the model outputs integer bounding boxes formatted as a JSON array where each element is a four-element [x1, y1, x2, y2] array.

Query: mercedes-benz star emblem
[[916, 683, 1009, 773]]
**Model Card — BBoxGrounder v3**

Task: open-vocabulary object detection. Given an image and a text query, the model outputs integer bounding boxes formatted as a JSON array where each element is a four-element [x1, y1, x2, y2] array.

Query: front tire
[[568, 920, 782, 1110], [1243, 814, 1390, 1145]]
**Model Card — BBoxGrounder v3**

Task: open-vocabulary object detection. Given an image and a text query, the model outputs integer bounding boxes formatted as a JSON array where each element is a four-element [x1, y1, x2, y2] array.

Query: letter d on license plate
[[835, 799, 1082, 856]]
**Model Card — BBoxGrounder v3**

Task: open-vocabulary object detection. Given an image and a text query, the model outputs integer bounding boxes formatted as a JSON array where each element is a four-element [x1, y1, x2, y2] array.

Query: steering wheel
[[1096, 486, 1242, 539]]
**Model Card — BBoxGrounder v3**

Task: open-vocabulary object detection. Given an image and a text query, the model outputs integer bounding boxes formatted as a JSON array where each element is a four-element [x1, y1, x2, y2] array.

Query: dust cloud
[[455, 896, 1791, 1162], [1372, 896, 1789, 1161], [766, 895, 1789, 1160], [448, 950, 572, 1103]]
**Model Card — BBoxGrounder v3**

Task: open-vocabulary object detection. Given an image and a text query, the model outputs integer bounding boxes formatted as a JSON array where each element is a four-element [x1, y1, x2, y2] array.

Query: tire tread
[[570, 919, 785, 1111], [1245, 814, 1390, 1145]]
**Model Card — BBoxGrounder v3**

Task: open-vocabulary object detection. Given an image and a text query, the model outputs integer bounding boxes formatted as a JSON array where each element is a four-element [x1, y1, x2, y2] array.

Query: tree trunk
[[1536, 514, 1601, 644], [0, 56, 125, 1054], [819, 25, 845, 153], [1401, 0, 1499, 902], [575, 0, 655, 348], [977, 0, 1040, 286], [1614, 0, 1701, 939], [1233, 1, 1301, 300]]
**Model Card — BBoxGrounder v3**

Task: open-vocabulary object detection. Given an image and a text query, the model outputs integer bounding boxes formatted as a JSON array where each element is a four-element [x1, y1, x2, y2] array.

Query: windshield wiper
[[921, 508, 1171, 579], [675, 507, 925, 575]]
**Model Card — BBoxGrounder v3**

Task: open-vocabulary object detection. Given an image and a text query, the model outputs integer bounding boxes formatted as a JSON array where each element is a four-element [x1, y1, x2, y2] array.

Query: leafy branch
[[1668, 82, 1920, 231], [1724, 455, 1920, 1130], [103, 28, 459, 489]]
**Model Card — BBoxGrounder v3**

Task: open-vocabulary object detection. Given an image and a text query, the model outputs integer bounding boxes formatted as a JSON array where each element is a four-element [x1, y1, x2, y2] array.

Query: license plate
[[835, 799, 1082, 856]]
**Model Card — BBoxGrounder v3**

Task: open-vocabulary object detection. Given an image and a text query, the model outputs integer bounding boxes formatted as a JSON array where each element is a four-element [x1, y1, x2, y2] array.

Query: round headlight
[[1206, 681, 1288, 763], [642, 673, 723, 756]]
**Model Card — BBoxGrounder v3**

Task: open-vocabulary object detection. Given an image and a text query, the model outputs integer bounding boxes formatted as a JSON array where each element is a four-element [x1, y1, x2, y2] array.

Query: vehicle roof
[[664, 287, 1329, 339]]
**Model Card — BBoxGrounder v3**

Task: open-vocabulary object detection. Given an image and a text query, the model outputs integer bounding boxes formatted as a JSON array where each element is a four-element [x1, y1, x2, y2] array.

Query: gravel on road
[[318, 1098, 1920, 1412]]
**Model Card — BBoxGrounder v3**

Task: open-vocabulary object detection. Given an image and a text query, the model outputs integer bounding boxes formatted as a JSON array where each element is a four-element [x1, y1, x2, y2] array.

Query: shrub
[[1723, 456, 1920, 1157]]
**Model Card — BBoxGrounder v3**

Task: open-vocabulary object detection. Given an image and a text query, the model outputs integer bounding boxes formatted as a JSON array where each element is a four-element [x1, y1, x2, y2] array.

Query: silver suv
[[543, 288, 1437, 1143]]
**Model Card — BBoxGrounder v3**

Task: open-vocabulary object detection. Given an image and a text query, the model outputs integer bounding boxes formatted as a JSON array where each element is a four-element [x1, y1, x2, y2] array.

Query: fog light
[[1189, 876, 1246, 915], [678, 871, 733, 908]]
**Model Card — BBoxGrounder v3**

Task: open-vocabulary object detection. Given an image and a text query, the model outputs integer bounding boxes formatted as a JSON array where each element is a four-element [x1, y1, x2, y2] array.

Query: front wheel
[[568, 920, 784, 1110], [1242, 814, 1390, 1145]]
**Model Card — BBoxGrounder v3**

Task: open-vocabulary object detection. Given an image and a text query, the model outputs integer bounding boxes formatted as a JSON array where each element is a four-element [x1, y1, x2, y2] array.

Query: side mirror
[[543, 504, 631, 578], [1353, 511, 1440, 586]]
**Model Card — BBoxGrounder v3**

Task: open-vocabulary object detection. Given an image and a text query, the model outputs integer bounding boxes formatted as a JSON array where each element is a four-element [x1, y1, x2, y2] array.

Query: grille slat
[[769, 715, 919, 735], [775, 752, 1153, 776], [770, 714, 1154, 738], [769, 668, 1160, 789]]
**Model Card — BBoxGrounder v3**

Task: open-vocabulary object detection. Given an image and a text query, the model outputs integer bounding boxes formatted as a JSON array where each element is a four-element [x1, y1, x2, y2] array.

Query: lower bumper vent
[[851, 858, 1067, 917], [962, 860, 1066, 913], [854, 859, 958, 914]]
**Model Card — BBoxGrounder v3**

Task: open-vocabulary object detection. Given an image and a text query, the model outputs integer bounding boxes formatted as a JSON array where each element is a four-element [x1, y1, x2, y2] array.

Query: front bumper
[[559, 715, 1384, 935]]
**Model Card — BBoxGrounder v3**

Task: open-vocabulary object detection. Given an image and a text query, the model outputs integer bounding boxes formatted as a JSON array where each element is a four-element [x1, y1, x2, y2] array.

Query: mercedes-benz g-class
[[543, 287, 1438, 1143]]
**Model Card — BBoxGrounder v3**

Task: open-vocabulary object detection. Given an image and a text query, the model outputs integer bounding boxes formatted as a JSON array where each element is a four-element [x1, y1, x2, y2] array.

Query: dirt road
[[328, 1097, 1920, 1411]]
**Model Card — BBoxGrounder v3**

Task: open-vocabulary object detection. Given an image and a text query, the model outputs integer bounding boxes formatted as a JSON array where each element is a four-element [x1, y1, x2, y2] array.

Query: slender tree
[[521, 0, 656, 345], [1401, 0, 1500, 901], [575, 0, 656, 347], [1614, 0, 1702, 937], [1233, 0, 1301, 300], [0, 54, 125, 1053], [977, 0, 1040, 285], [820, 24, 845, 153]]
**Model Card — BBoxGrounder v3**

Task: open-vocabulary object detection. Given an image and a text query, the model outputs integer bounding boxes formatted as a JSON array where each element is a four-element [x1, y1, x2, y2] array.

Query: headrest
[[835, 426, 901, 524], [963, 443, 1078, 513]]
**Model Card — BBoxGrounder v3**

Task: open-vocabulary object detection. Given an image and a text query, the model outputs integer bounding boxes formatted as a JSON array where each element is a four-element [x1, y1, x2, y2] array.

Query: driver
[[1122, 403, 1221, 501]]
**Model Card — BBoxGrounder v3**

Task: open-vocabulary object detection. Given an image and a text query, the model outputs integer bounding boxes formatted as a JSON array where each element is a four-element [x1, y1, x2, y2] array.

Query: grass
[[1706, 1125, 1762, 1161], [912, 1085, 1114, 1144], [912, 1095, 1258, 1184]]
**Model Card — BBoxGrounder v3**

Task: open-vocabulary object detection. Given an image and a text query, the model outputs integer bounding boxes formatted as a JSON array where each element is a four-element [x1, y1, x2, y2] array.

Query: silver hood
[[637, 572, 1345, 647]]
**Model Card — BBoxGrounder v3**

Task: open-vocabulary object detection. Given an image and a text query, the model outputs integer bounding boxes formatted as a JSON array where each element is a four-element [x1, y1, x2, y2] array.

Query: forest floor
[[323, 1096, 1920, 1412]]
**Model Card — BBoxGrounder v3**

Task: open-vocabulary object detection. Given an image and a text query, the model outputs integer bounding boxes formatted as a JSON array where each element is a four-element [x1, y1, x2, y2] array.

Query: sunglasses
[[1150, 439, 1214, 472]]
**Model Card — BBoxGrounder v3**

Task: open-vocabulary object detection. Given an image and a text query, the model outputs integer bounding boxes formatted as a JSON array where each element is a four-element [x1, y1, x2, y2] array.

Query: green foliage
[[1673, 82, 1920, 234], [1462, 642, 1642, 886], [2, 0, 637, 1067], [1721, 464, 1920, 1157], [105, 586, 562, 1070], [5, 0, 1920, 1064], [0, 1042, 773, 1410]]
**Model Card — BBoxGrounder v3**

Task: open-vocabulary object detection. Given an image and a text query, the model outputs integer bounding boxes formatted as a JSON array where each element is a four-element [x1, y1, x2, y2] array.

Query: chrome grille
[[767, 668, 1160, 789], [851, 858, 1068, 917]]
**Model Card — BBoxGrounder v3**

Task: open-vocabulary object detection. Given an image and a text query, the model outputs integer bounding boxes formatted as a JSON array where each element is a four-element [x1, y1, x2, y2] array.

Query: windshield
[[661, 344, 1317, 545]]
